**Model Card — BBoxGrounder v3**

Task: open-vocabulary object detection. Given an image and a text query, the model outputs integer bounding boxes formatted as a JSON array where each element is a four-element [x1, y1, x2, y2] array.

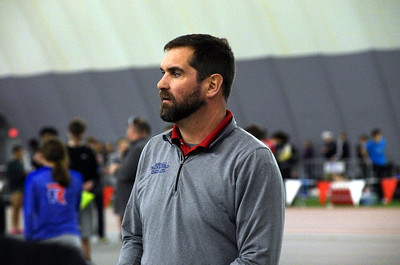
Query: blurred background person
[[321, 131, 337, 160], [86, 136, 108, 244], [336, 131, 350, 161], [366, 128, 388, 202], [356, 134, 370, 179], [336, 131, 351, 176], [113, 116, 150, 232], [6, 145, 27, 235], [67, 118, 100, 263], [31, 126, 59, 169], [302, 140, 315, 179], [27, 138, 41, 170], [272, 131, 299, 180], [107, 137, 129, 187], [39, 126, 59, 142], [24, 138, 83, 251], [244, 123, 276, 153], [244, 123, 265, 141]]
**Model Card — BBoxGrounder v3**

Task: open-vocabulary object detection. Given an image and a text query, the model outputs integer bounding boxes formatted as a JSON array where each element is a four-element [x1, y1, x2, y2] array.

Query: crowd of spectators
[[244, 124, 399, 181], [244, 124, 400, 204]]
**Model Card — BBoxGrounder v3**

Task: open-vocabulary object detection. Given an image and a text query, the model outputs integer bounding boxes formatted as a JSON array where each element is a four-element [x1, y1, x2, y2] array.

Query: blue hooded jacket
[[24, 166, 83, 241]]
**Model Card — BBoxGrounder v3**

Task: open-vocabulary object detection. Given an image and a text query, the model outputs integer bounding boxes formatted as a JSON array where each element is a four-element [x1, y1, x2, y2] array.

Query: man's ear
[[206, 74, 223, 98]]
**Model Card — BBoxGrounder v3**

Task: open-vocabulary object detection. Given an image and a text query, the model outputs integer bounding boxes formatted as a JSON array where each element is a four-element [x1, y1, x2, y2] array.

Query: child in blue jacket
[[24, 138, 83, 250]]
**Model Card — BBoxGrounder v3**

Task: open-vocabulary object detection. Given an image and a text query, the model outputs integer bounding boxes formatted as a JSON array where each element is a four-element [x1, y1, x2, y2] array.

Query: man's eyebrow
[[160, 66, 183, 73]]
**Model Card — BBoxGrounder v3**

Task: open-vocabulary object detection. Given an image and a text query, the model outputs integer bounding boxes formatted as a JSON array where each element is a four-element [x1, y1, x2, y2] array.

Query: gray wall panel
[[0, 50, 399, 164], [232, 58, 297, 137]]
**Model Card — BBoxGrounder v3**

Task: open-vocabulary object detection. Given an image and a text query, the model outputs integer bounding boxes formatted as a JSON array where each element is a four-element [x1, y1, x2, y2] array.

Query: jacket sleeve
[[117, 178, 143, 265], [231, 148, 285, 265]]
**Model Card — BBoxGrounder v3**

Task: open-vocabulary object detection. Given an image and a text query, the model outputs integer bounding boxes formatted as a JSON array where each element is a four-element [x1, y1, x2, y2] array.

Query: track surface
[[6, 206, 400, 264]]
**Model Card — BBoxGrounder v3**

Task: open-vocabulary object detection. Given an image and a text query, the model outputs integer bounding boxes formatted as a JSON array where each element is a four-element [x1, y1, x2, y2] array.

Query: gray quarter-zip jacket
[[117, 117, 285, 265]]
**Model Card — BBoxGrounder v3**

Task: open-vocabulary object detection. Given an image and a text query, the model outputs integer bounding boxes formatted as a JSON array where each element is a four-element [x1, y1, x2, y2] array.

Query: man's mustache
[[159, 91, 174, 101]]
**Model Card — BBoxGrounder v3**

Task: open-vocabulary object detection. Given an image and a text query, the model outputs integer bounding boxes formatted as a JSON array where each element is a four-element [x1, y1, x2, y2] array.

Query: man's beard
[[159, 84, 205, 123]]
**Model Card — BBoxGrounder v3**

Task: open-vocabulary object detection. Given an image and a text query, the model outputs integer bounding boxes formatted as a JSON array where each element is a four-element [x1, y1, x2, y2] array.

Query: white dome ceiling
[[1, 0, 399, 77]]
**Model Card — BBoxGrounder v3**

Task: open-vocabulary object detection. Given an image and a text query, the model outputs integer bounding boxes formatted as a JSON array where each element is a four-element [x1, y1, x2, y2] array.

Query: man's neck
[[176, 108, 226, 145]]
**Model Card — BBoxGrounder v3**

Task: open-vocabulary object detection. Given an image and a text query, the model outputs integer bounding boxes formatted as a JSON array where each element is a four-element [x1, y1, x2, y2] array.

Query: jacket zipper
[[174, 156, 187, 192]]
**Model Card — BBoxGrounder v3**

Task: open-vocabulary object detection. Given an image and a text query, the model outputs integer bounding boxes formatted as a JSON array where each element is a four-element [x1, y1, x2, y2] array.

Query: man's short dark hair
[[164, 34, 235, 100], [68, 119, 86, 136]]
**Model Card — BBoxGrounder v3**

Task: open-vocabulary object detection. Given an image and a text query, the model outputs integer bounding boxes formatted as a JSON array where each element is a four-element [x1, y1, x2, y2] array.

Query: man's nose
[[157, 74, 168, 90]]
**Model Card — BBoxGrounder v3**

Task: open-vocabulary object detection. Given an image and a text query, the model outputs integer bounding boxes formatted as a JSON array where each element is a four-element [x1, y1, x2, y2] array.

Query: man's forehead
[[161, 46, 194, 68]]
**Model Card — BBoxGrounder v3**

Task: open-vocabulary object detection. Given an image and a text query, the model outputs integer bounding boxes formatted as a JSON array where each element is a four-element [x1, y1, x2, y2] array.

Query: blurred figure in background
[[336, 131, 350, 161], [31, 126, 59, 168], [321, 131, 337, 160], [67, 118, 100, 264], [107, 137, 129, 187], [302, 140, 315, 179], [86, 136, 109, 244], [6, 145, 27, 235], [103, 142, 115, 171], [39, 126, 59, 142], [366, 128, 388, 202], [272, 131, 299, 180], [24, 138, 83, 251], [356, 134, 370, 179], [113, 116, 151, 231], [28, 138, 41, 170], [336, 131, 351, 176], [302, 140, 314, 160], [244, 123, 276, 153], [244, 123, 265, 141]]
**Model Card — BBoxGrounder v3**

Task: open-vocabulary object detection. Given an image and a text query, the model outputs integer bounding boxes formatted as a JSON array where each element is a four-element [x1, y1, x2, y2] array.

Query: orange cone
[[317, 181, 331, 205], [381, 178, 398, 204]]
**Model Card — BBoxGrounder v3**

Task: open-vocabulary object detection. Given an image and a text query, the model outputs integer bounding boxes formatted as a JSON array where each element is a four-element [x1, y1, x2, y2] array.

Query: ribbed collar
[[170, 110, 233, 156]]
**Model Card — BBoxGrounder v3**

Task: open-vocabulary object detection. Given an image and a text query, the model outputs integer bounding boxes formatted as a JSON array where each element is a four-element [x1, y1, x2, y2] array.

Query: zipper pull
[[174, 156, 187, 192]]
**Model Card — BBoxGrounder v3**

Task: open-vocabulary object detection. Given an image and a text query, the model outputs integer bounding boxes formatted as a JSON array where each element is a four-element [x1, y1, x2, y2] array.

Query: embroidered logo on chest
[[150, 162, 169, 174]]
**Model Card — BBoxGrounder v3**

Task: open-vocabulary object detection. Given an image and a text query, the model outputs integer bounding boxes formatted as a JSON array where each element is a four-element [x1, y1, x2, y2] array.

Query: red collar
[[171, 110, 233, 156]]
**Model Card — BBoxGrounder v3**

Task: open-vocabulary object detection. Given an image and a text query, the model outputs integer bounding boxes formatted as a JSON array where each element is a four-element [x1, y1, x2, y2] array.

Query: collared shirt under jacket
[[118, 116, 285, 265]]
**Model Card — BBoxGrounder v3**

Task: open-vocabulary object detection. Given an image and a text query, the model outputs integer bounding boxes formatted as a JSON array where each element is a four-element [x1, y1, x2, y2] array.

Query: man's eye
[[172, 71, 180, 77]]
